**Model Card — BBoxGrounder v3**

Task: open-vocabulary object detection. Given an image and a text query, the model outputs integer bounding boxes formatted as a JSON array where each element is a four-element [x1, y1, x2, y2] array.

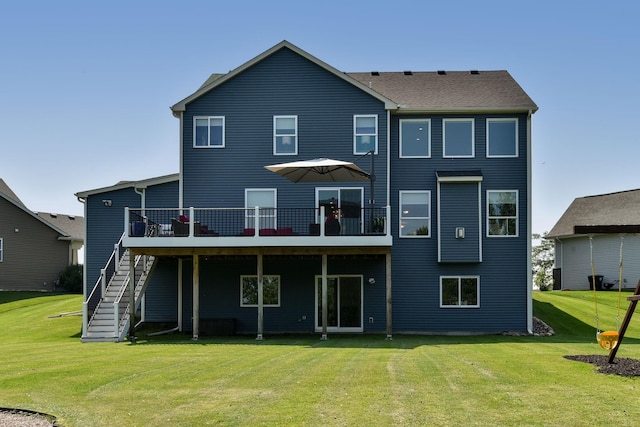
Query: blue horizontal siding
[[389, 113, 529, 332], [181, 47, 388, 211]]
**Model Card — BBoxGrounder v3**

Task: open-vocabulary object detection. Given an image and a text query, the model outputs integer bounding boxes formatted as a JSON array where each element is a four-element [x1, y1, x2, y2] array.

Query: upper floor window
[[354, 115, 377, 155], [487, 190, 518, 237], [399, 191, 430, 237], [487, 118, 518, 157], [400, 119, 430, 158], [443, 118, 474, 158], [240, 275, 280, 307], [194, 116, 225, 148], [440, 276, 479, 308], [274, 116, 298, 155]]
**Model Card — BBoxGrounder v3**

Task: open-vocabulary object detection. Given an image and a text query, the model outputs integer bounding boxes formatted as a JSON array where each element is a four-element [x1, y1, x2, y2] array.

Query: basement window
[[240, 275, 280, 307], [440, 276, 479, 308]]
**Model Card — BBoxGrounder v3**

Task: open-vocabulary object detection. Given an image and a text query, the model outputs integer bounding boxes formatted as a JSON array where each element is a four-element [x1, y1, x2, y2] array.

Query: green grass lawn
[[1, 290, 640, 426]]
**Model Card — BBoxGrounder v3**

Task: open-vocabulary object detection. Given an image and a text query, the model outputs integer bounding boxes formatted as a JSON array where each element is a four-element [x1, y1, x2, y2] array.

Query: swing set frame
[[575, 225, 640, 363]]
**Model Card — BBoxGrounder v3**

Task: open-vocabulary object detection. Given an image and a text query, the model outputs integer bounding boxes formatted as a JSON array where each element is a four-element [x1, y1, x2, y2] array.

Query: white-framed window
[[0, 238, 3, 262], [240, 275, 280, 307], [317, 188, 364, 235], [354, 115, 378, 155], [487, 118, 518, 157], [245, 189, 277, 230], [274, 115, 298, 155], [443, 118, 474, 158], [400, 119, 430, 158], [399, 191, 430, 237], [487, 190, 518, 237], [440, 276, 479, 308], [193, 116, 225, 148]]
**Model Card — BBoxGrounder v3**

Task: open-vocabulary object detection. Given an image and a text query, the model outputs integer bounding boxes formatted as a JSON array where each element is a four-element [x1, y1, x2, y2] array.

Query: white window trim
[[244, 188, 277, 229], [439, 276, 480, 308], [486, 190, 519, 237], [0, 238, 3, 262], [193, 116, 225, 148], [399, 190, 431, 238], [486, 118, 518, 158], [240, 275, 281, 307], [273, 115, 298, 156], [353, 114, 378, 155], [399, 119, 431, 158], [443, 118, 474, 158]]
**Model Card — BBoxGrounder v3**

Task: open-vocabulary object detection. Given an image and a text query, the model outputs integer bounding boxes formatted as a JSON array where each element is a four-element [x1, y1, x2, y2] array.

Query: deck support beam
[[192, 255, 199, 340], [386, 252, 392, 340], [128, 251, 136, 342], [321, 254, 328, 340], [257, 253, 264, 340], [177, 258, 183, 332]]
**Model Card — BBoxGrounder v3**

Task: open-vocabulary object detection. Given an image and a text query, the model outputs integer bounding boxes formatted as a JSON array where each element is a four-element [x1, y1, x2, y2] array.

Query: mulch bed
[[564, 354, 640, 376], [0, 408, 56, 426]]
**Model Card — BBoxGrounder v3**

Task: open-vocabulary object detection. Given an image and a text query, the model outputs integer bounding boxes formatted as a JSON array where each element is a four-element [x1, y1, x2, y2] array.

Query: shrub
[[57, 264, 83, 293]]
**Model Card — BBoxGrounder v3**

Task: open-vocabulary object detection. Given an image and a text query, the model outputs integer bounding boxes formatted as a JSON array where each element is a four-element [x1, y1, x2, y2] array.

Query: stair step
[[84, 249, 154, 343]]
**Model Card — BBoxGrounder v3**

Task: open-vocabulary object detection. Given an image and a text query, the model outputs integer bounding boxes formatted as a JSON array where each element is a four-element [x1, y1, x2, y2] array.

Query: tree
[[532, 232, 555, 291]]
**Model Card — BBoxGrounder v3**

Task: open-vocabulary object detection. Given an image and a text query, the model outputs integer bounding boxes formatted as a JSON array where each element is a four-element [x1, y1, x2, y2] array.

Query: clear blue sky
[[1, 0, 639, 235]]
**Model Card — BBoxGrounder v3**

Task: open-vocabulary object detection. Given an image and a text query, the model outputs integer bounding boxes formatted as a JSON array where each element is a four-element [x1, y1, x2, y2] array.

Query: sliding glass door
[[315, 276, 363, 332]]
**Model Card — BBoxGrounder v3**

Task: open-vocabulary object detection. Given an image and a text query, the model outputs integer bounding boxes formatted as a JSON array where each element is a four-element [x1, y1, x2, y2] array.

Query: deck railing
[[126, 206, 390, 239]]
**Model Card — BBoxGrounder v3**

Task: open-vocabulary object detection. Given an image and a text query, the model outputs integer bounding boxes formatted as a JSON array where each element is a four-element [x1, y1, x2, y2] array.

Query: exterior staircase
[[82, 239, 156, 342]]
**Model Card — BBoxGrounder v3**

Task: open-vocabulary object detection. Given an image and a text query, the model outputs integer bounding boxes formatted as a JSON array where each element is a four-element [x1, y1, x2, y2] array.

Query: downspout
[[555, 237, 564, 289], [134, 187, 146, 324], [526, 109, 533, 334], [77, 195, 88, 338], [178, 111, 184, 211], [134, 187, 146, 210]]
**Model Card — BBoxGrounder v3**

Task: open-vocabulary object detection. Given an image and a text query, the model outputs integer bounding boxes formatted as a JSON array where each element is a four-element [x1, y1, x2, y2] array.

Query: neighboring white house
[[547, 189, 640, 291]]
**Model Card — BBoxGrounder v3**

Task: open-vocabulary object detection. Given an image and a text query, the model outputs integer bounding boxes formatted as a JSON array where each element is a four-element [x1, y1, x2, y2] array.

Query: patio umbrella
[[265, 158, 370, 183]]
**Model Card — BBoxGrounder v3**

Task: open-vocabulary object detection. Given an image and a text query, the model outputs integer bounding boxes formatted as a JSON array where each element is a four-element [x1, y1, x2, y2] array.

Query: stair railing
[[82, 233, 126, 338], [112, 251, 153, 339]]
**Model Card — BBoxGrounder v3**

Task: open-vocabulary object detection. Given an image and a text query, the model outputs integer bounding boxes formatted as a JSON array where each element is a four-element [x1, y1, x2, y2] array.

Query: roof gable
[[170, 40, 398, 113], [172, 42, 537, 115], [0, 178, 79, 238], [547, 189, 640, 237], [0, 178, 25, 206]]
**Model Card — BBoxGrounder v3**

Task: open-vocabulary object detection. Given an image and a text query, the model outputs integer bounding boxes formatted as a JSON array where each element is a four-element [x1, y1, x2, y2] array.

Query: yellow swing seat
[[597, 331, 619, 350]]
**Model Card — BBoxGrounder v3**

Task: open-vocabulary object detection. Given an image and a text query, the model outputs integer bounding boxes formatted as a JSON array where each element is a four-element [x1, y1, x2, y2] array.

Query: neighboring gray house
[[547, 189, 640, 290], [0, 178, 84, 291], [78, 41, 537, 342]]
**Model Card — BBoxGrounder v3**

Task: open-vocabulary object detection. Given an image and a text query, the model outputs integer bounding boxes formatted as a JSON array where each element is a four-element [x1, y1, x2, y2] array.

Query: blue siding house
[[76, 41, 537, 342]]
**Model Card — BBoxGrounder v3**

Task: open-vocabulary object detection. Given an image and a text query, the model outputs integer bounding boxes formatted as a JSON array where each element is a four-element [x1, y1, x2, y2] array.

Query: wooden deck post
[[192, 255, 199, 340], [128, 251, 136, 342], [321, 254, 328, 340], [386, 252, 392, 340], [257, 253, 264, 340], [177, 258, 183, 332]]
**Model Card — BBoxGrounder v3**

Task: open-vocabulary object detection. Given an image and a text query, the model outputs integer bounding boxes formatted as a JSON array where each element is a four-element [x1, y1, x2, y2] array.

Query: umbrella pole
[[368, 150, 375, 231]]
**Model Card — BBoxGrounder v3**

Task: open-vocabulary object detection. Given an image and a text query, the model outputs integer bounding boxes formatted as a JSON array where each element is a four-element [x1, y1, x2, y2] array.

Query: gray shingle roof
[[35, 212, 84, 241], [347, 71, 538, 113], [1, 178, 84, 241], [547, 189, 640, 238], [0, 178, 25, 206], [173, 41, 537, 114]]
